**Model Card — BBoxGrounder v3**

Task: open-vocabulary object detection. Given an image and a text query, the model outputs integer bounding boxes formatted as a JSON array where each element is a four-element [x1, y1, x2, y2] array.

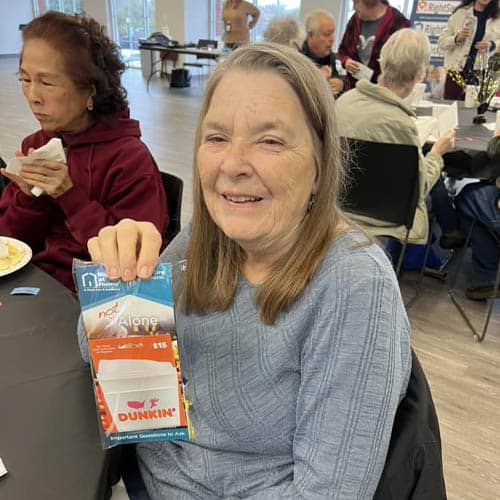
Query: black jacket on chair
[[374, 351, 447, 500]]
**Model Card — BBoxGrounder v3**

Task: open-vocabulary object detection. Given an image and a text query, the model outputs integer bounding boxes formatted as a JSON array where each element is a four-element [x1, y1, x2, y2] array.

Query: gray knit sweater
[[132, 228, 411, 499]]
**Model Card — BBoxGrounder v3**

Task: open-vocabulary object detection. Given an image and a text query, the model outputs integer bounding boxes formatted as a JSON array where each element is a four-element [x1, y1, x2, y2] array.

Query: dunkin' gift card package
[[74, 262, 192, 448]]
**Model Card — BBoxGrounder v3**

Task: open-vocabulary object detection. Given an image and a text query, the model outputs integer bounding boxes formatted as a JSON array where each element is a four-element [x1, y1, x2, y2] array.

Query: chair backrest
[[374, 350, 446, 499], [343, 138, 420, 230], [0, 156, 7, 196], [160, 171, 183, 243]]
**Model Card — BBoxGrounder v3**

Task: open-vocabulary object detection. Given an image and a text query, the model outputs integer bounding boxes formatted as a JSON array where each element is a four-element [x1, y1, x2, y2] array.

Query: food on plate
[[0, 240, 25, 270], [0, 241, 7, 259]]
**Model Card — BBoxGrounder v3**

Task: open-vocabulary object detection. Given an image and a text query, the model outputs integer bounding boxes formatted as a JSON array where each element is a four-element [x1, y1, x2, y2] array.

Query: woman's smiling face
[[197, 69, 317, 259]]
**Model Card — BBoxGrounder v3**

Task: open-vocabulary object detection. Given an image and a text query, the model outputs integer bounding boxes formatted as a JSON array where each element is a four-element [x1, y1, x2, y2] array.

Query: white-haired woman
[[263, 16, 304, 49], [81, 44, 413, 498], [336, 28, 462, 248]]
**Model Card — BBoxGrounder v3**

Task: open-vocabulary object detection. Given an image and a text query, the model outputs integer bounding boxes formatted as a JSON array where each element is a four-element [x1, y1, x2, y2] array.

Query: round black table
[[417, 101, 500, 179], [0, 264, 109, 500]]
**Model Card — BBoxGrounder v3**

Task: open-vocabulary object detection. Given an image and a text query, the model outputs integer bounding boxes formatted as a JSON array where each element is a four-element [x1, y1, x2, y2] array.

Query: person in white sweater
[[438, 0, 500, 99]]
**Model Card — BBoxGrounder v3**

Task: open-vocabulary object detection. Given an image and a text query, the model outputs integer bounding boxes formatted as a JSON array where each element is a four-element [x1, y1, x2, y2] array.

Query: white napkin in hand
[[352, 63, 374, 81], [5, 138, 66, 197], [0, 457, 7, 478]]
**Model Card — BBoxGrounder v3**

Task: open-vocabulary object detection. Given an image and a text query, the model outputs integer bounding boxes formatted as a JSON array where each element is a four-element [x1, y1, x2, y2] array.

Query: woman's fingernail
[[122, 268, 133, 280], [108, 266, 119, 278], [139, 266, 151, 278]]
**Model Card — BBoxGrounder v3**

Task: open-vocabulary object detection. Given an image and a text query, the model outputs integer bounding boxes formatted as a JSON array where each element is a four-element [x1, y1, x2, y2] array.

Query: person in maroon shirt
[[0, 12, 167, 290], [338, 0, 410, 90]]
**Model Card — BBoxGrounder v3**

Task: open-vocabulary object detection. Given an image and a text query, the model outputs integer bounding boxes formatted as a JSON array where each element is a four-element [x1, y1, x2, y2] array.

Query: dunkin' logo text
[[118, 407, 176, 422]]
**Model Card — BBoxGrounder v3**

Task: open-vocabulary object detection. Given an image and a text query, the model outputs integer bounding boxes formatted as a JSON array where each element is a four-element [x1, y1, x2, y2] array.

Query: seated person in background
[[338, 0, 410, 90], [426, 65, 446, 99], [455, 132, 500, 300], [301, 9, 344, 96], [82, 44, 411, 498], [263, 16, 305, 49], [336, 29, 456, 246], [0, 12, 167, 291]]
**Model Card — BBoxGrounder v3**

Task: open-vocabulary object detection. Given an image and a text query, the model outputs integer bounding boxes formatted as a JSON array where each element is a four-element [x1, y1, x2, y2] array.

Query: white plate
[[0, 237, 32, 277]]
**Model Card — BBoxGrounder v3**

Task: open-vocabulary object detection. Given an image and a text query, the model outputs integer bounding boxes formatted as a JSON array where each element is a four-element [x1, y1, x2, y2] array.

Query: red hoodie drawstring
[[87, 144, 94, 197]]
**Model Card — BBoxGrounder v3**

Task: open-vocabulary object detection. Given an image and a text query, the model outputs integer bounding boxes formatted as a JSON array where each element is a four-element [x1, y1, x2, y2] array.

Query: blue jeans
[[455, 182, 500, 286]]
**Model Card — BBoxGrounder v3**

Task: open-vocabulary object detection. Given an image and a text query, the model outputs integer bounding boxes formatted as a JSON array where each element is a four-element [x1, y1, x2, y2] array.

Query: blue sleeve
[[245, 251, 411, 499], [77, 315, 90, 364]]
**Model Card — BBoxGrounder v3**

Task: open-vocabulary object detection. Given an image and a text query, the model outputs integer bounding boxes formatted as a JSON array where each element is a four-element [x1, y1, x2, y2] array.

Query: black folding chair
[[448, 217, 500, 342], [118, 444, 152, 500], [374, 350, 446, 499], [342, 138, 430, 307], [343, 138, 425, 274], [0, 156, 7, 195], [160, 171, 183, 244]]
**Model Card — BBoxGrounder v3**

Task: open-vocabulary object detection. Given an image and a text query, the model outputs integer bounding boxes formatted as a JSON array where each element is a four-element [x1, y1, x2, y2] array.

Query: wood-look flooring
[[1, 56, 499, 500]]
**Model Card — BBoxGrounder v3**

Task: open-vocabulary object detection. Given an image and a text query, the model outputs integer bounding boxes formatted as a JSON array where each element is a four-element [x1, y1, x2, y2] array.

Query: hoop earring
[[86, 96, 94, 111], [307, 194, 316, 213]]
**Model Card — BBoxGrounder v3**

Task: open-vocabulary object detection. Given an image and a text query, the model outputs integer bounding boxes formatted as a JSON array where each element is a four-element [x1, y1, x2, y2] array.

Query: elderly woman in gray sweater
[[80, 44, 411, 499], [336, 28, 458, 247]]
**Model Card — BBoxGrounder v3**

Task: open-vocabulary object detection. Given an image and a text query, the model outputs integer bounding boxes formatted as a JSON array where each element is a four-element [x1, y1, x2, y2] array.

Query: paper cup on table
[[464, 85, 476, 108]]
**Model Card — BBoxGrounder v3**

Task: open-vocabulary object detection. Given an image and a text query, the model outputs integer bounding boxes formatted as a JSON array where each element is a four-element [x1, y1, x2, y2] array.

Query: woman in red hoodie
[[0, 12, 167, 290]]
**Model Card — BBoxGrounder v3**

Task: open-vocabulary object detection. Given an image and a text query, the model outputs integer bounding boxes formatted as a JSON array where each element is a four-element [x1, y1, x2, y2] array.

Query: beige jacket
[[222, 0, 260, 44], [438, 5, 500, 70], [335, 80, 443, 244]]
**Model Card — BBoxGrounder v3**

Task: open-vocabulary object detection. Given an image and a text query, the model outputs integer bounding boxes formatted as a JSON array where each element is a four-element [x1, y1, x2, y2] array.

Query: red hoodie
[[0, 109, 168, 290]]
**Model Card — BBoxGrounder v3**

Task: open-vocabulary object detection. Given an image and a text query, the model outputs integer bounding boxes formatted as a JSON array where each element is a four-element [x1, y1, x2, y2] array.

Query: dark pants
[[455, 182, 500, 286], [430, 177, 461, 234]]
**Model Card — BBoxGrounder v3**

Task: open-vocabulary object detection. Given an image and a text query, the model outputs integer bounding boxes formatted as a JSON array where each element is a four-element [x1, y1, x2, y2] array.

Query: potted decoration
[[447, 52, 500, 123]]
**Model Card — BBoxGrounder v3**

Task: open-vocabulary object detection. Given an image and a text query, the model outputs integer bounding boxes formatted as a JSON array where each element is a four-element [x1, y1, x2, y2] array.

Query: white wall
[[0, 0, 344, 55], [185, 0, 210, 43], [0, 1, 34, 55], [83, 0, 111, 31], [300, 0, 342, 23], [155, 0, 186, 43], [0, 0, 111, 55]]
